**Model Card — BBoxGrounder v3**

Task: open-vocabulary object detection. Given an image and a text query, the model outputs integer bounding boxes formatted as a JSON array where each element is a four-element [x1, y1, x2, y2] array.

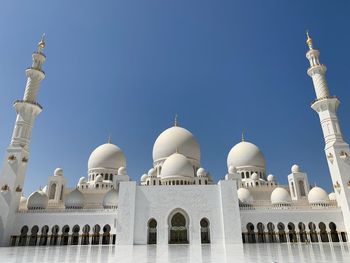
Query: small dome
[[65, 189, 84, 209], [161, 153, 194, 178], [95, 174, 103, 182], [54, 168, 63, 176], [251, 172, 258, 180], [267, 174, 275, 182], [118, 166, 127, 176], [196, 168, 206, 177], [103, 189, 118, 208], [78, 177, 87, 185], [271, 187, 291, 205], [88, 143, 126, 170], [141, 173, 148, 182], [148, 168, 157, 177], [27, 190, 48, 210], [153, 126, 200, 162], [308, 186, 329, 205], [237, 188, 253, 205], [291, 164, 300, 173], [228, 165, 236, 174], [328, 192, 337, 201], [227, 141, 265, 169]]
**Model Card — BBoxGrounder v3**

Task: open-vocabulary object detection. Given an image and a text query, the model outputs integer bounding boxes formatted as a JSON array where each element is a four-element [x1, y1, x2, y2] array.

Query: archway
[[246, 223, 256, 243], [148, 219, 157, 244], [29, 225, 39, 246], [49, 183, 56, 199], [102, 224, 111, 245], [71, 225, 80, 245], [287, 223, 297, 243], [92, 224, 100, 245], [169, 211, 188, 244], [308, 222, 318, 242], [200, 218, 210, 244], [81, 225, 90, 245], [39, 225, 49, 246], [50, 225, 59, 245], [61, 225, 70, 245], [18, 226, 28, 246], [319, 222, 329, 242], [277, 223, 286, 243], [329, 222, 339, 242], [298, 222, 307, 242], [257, 222, 265, 243], [267, 222, 276, 243]]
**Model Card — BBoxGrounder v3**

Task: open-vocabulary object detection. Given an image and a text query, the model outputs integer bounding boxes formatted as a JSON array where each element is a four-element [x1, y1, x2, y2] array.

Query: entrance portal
[[169, 212, 188, 244]]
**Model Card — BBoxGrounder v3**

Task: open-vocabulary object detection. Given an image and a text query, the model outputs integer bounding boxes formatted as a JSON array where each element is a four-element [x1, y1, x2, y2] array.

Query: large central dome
[[152, 126, 200, 162], [227, 141, 265, 169], [88, 143, 126, 170]]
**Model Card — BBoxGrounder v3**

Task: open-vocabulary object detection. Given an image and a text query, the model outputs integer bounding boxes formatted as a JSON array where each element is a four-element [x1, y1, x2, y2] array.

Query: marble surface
[[0, 243, 350, 263]]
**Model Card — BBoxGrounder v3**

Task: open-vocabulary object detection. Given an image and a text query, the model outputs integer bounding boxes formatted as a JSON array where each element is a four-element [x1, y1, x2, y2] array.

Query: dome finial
[[306, 30, 313, 50], [108, 134, 112, 144], [174, 114, 179, 127], [38, 33, 46, 52], [241, 131, 245, 142]]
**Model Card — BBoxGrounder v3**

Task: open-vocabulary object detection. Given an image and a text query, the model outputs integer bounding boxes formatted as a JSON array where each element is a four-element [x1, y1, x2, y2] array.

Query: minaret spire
[[307, 33, 350, 237], [306, 30, 313, 50]]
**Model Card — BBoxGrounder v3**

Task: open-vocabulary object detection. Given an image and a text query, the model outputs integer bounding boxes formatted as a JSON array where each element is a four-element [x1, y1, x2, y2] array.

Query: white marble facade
[[0, 33, 349, 248]]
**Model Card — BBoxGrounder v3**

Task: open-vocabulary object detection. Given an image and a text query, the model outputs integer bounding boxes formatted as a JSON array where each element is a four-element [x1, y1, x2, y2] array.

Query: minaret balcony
[[13, 99, 43, 110]]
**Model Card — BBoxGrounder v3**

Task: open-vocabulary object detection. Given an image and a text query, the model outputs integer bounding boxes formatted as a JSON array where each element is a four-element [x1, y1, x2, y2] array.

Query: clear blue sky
[[0, 1, 349, 196]]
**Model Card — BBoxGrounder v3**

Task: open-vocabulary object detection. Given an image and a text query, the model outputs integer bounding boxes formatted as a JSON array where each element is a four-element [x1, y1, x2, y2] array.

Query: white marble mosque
[[0, 32, 350, 249]]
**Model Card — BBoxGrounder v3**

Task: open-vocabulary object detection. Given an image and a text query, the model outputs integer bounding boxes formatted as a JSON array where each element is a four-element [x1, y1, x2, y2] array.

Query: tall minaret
[[306, 32, 350, 236], [0, 35, 46, 245]]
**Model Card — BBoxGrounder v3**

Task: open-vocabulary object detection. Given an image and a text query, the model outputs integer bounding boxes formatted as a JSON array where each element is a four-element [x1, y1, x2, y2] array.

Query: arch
[[49, 183, 56, 199], [92, 224, 101, 245], [39, 225, 49, 246], [277, 223, 287, 243], [287, 222, 297, 243], [298, 222, 307, 242], [148, 218, 157, 244], [200, 218, 210, 244], [50, 225, 59, 245], [61, 225, 70, 245], [102, 224, 111, 245], [71, 225, 80, 245], [267, 222, 276, 243], [18, 226, 28, 246], [319, 222, 329, 242], [329, 222, 339, 242], [168, 209, 189, 244], [28, 225, 39, 246], [257, 222, 265, 243], [81, 225, 90, 245], [246, 223, 256, 243], [308, 222, 318, 242], [298, 180, 306, 197]]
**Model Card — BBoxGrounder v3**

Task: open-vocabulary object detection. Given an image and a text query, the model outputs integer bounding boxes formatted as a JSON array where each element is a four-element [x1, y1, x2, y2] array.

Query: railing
[[14, 100, 43, 110], [240, 200, 339, 211], [311, 96, 338, 105]]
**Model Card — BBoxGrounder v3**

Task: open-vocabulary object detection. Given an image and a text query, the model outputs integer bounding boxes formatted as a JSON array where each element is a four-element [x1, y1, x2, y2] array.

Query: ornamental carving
[[22, 157, 28, 163], [327, 152, 334, 164], [16, 185, 22, 192], [340, 151, 349, 160], [8, 155, 16, 161], [333, 181, 340, 189], [1, 185, 9, 191]]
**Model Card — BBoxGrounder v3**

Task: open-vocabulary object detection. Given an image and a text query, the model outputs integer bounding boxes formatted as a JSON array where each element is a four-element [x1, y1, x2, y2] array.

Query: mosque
[[0, 32, 349, 247]]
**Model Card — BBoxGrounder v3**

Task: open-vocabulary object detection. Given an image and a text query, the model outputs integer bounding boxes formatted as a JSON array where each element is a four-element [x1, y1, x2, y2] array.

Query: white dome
[[267, 174, 275, 182], [78, 177, 87, 185], [161, 153, 194, 178], [103, 189, 118, 208], [65, 189, 84, 209], [271, 187, 291, 205], [329, 192, 337, 201], [27, 190, 48, 210], [227, 141, 265, 169], [291, 164, 300, 173], [237, 188, 253, 205], [153, 126, 200, 162], [251, 172, 258, 180], [228, 165, 236, 174], [118, 166, 127, 176], [95, 174, 103, 182], [141, 173, 148, 182], [196, 168, 206, 177], [308, 186, 329, 205], [54, 168, 63, 176], [148, 168, 157, 177], [88, 143, 126, 170]]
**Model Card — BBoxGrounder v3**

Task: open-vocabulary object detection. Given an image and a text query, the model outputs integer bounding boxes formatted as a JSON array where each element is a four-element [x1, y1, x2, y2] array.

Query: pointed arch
[[168, 208, 189, 244]]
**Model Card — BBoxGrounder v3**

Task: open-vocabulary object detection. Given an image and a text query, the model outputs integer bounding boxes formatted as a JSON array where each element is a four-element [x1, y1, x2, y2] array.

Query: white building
[[0, 32, 349, 247]]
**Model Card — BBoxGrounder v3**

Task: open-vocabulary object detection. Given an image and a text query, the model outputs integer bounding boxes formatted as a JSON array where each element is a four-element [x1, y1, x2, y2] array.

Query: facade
[[0, 33, 349, 247]]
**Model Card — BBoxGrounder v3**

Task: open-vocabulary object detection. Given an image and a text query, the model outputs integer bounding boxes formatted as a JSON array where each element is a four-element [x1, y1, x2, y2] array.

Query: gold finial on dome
[[306, 30, 313, 50], [174, 114, 179, 127], [108, 134, 112, 144], [38, 33, 46, 51], [241, 131, 245, 142]]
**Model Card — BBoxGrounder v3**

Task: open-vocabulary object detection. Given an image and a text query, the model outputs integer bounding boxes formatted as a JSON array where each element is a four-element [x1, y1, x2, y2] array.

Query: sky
[[0, 1, 349, 196]]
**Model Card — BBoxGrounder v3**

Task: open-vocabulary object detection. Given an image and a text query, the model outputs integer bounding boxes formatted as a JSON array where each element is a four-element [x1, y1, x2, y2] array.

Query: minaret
[[0, 35, 46, 246], [306, 32, 350, 237]]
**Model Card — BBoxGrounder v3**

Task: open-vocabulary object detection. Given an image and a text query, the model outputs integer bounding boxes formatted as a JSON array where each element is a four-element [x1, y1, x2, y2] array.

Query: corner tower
[[0, 35, 46, 245], [306, 32, 350, 236]]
